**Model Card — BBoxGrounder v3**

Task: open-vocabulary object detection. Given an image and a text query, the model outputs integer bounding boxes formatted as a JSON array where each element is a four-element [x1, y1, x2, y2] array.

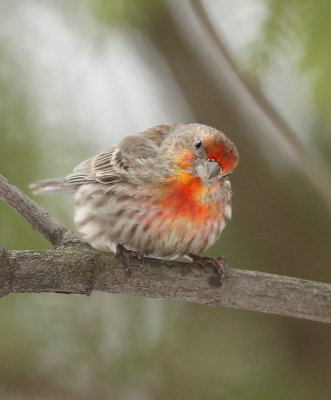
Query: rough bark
[[0, 246, 330, 323]]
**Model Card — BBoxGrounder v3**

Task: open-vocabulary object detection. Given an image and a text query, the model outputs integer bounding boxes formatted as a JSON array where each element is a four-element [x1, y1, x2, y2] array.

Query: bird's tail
[[29, 178, 78, 195]]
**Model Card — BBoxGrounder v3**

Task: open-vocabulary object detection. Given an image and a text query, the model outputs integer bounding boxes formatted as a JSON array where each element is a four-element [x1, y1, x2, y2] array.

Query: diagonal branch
[[0, 174, 80, 247], [0, 174, 330, 323], [190, 0, 331, 209]]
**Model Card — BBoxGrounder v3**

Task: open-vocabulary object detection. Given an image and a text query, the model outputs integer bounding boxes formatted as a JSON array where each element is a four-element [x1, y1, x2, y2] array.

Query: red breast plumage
[[30, 123, 238, 259]]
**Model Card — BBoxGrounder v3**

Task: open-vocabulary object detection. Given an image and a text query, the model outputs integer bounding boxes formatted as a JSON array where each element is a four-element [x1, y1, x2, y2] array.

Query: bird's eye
[[195, 140, 202, 149]]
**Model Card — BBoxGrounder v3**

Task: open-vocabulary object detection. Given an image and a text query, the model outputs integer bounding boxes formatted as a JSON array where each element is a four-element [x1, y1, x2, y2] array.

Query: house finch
[[31, 124, 239, 282]]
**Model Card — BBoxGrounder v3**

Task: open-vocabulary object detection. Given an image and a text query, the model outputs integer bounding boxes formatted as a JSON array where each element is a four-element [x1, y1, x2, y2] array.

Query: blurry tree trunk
[[148, 1, 329, 275], [146, 1, 331, 386]]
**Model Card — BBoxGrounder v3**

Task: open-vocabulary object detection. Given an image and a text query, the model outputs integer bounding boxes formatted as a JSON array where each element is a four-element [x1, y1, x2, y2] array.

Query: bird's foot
[[187, 253, 228, 286], [115, 244, 144, 275]]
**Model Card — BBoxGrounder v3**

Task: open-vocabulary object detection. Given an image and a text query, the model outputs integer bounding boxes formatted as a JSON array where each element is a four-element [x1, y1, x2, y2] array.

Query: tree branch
[[0, 246, 329, 323], [0, 174, 330, 323], [0, 174, 79, 247]]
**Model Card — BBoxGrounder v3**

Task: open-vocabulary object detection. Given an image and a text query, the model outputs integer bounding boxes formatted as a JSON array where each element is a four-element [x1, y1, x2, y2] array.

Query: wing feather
[[89, 124, 178, 184], [31, 124, 178, 193]]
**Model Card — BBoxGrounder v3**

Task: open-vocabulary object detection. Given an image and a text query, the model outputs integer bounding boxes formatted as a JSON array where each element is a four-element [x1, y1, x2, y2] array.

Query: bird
[[31, 123, 239, 283]]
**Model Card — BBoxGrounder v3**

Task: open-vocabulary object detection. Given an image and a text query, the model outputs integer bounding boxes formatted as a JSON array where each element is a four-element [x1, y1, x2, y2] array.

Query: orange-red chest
[[157, 174, 221, 224]]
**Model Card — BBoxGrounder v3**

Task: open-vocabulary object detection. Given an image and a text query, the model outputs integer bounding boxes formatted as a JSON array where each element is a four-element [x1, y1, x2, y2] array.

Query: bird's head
[[161, 124, 239, 183]]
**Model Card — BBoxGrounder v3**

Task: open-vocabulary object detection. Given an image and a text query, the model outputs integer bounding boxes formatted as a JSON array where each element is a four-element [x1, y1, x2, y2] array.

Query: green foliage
[[86, 0, 164, 29], [0, 47, 49, 250], [250, 0, 331, 143]]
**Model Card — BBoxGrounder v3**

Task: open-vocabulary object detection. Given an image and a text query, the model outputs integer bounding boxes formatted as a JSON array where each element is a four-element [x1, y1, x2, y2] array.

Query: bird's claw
[[115, 243, 144, 275], [187, 253, 228, 286]]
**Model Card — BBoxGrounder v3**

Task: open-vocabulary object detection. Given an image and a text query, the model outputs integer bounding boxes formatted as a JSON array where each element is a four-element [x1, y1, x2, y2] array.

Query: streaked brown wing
[[90, 148, 122, 184], [118, 124, 178, 159], [31, 124, 179, 191], [90, 124, 178, 183]]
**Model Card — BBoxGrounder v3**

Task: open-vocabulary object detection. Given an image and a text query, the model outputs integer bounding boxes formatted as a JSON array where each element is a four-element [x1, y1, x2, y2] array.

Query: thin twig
[[0, 174, 79, 247], [190, 0, 331, 209]]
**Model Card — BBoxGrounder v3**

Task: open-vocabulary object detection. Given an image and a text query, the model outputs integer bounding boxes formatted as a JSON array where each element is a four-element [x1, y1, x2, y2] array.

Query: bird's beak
[[196, 160, 221, 180]]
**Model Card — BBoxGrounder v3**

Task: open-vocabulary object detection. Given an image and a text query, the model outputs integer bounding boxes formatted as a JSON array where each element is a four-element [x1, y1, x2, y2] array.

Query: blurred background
[[1, 0, 330, 399]]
